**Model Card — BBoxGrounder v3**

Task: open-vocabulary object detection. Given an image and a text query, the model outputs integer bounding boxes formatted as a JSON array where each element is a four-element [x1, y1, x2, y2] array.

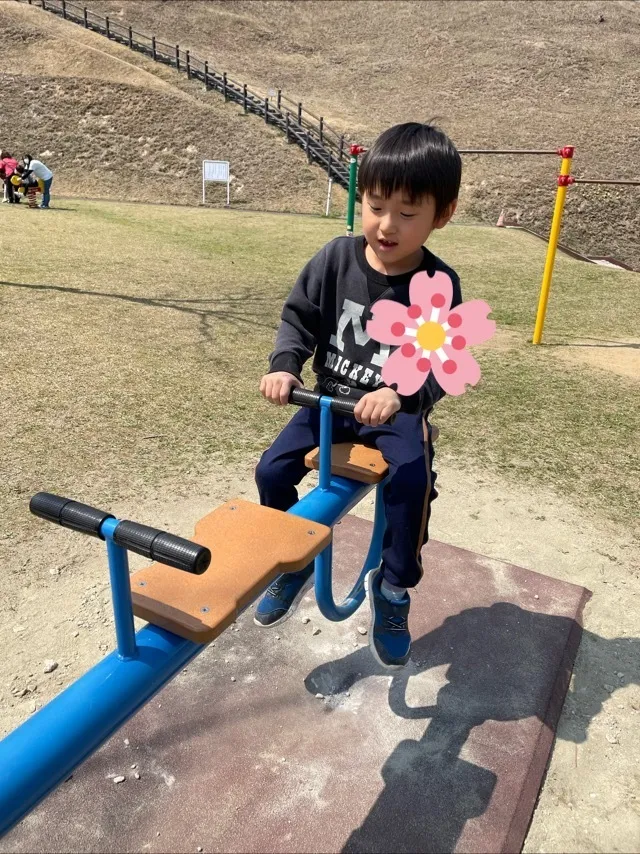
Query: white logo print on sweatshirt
[[325, 299, 390, 387]]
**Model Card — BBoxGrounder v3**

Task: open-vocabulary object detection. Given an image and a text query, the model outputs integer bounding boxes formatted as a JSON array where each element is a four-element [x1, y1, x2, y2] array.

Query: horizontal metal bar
[[572, 178, 640, 186], [289, 475, 372, 527], [459, 149, 559, 155]]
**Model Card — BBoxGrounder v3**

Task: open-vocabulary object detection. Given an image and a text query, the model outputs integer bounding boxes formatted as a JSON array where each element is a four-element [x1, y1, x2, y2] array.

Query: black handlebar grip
[[288, 387, 397, 425], [289, 388, 322, 409], [289, 387, 358, 417], [30, 492, 114, 539], [113, 520, 211, 575], [329, 396, 358, 417]]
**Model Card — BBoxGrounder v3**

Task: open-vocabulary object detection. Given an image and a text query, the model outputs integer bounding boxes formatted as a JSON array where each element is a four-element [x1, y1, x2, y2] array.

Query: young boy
[[254, 122, 462, 669]]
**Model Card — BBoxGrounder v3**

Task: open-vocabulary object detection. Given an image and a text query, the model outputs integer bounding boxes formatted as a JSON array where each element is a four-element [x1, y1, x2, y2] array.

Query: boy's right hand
[[260, 371, 303, 405]]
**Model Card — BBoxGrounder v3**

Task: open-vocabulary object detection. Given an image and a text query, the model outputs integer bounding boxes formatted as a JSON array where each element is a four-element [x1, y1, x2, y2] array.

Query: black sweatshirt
[[269, 235, 462, 414]]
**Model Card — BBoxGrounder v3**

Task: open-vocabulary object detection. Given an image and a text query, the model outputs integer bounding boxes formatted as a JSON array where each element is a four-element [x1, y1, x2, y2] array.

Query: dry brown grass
[[0, 2, 347, 214], [79, 0, 640, 269], [1, 200, 638, 572]]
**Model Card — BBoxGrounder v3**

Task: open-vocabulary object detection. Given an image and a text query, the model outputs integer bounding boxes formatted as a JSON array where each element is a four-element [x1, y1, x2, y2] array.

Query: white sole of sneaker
[[253, 575, 315, 629], [365, 568, 409, 671]]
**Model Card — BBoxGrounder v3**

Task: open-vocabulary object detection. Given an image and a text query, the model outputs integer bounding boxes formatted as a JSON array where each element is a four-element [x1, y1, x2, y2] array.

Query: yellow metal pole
[[532, 146, 575, 344]]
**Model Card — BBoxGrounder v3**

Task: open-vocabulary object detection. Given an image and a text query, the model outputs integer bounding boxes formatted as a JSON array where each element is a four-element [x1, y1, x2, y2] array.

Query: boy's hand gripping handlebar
[[288, 387, 397, 425], [288, 387, 358, 417]]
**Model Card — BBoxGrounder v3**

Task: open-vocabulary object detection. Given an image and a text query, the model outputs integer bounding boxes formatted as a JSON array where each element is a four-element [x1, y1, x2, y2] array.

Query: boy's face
[[362, 189, 456, 272]]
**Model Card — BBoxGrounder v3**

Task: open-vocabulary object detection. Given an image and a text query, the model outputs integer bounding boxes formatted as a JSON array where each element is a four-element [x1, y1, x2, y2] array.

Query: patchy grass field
[[1, 200, 638, 550], [1, 201, 639, 852]]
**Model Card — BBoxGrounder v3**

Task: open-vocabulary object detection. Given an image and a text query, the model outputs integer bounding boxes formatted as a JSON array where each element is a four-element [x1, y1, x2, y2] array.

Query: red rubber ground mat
[[1, 514, 589, 853]]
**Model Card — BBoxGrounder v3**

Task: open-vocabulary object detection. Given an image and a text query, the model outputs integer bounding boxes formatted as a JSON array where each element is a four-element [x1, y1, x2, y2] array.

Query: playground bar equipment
[[457, 149, 560, 155], [0, 392, 384, 838], [532, 146, 575, 343], [346, 144, 366, 236], [570, 178, 640, 185], [460, 149, 638, 343], [343, 144, 584, 343]]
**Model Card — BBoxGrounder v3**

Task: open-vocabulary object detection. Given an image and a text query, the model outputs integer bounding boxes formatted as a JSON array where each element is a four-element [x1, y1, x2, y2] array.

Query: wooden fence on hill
[[22, 0, 353, 190]]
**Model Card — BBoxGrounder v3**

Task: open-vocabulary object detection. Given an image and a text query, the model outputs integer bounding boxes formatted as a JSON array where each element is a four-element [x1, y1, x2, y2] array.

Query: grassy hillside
[[0, 2, 345, 213], [76, 0, 640, 269], [3, 0, 639, 267]]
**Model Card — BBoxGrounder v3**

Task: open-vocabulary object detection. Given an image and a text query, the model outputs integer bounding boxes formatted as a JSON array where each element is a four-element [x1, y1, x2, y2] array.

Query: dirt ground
[[551, 337, 640, 381], [1, 452, 638, 852]]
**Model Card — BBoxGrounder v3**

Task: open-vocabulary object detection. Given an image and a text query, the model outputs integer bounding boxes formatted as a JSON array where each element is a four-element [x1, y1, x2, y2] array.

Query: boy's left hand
[[354, 387, 401, 427]]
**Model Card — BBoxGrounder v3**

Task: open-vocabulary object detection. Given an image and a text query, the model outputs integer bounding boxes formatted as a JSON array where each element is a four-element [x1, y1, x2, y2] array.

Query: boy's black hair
[[358, 122, 461, 219]]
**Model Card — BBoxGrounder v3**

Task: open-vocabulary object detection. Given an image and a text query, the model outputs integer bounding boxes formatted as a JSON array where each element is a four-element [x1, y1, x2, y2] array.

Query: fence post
[[319, 117, 324, 145], [264, 97, 269, 124], [243, 83, 248, 113], [128, 26, 133, 48], [62, 0, 66, 19], [152, 36, 157, 60], [346, 144, 365, 236], [306, 130, 312, 163], [105, 16, 110, 39], [325, 154, 333, 216], [204, 61, 209, 88], [175, 45, 180, 70], [297, 102, 302, 125], [83, 7, 88, 26], [186, 50, 191, 78], [339, 135, 345, 160], [285, 112, 290, 142], [223, 73, 228, 101], [277, 89, 282, 110]]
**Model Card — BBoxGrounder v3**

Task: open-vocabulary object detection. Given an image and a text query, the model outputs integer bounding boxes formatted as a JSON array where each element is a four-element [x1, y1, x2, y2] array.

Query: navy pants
[[255, 406, 437, 589]]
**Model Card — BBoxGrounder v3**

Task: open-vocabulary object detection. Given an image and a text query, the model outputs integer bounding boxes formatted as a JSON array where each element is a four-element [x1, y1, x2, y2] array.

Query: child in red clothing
[[0, 151, 19, 204]]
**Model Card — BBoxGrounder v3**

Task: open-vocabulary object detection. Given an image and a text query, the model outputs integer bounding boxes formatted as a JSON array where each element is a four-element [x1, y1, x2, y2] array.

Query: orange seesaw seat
[[305, 443, 389, 484], [303, 426, 439, 485], [131, 500, 331, 643]]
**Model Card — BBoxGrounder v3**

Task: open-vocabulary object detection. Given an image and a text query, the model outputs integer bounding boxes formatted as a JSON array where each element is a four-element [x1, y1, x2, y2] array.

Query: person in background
[[13, 165, 39, 208], [0, 151, 20, 204], [22, 154, 53, 209]]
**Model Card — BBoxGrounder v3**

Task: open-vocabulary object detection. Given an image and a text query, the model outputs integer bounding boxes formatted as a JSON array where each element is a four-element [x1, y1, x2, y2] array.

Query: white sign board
[[202, 159, 230, 205]]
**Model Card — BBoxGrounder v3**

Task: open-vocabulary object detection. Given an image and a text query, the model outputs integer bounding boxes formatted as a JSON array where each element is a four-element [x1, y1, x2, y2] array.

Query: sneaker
[[366, 566, 411, 669], [254, 564, 314, 628]]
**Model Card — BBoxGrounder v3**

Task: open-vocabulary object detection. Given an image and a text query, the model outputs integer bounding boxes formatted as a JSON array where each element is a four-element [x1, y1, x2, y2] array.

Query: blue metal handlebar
[[290, 393, 387, 622]]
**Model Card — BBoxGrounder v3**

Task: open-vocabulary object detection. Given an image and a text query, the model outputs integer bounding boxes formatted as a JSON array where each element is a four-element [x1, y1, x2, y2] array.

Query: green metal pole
[[346, 144, 365, 236]]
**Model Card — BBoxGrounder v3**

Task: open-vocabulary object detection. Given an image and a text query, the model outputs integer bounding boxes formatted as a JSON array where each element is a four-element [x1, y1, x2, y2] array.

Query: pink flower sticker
[[366, 270, 495, 396]]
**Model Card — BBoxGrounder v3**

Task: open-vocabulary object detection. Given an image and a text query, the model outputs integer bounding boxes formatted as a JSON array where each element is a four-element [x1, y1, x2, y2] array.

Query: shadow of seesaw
[[304, 602, 639, 854]]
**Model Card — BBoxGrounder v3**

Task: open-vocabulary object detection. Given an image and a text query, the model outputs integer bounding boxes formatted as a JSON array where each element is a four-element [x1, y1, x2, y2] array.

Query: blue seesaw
[[0, 389, 395, 837]]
